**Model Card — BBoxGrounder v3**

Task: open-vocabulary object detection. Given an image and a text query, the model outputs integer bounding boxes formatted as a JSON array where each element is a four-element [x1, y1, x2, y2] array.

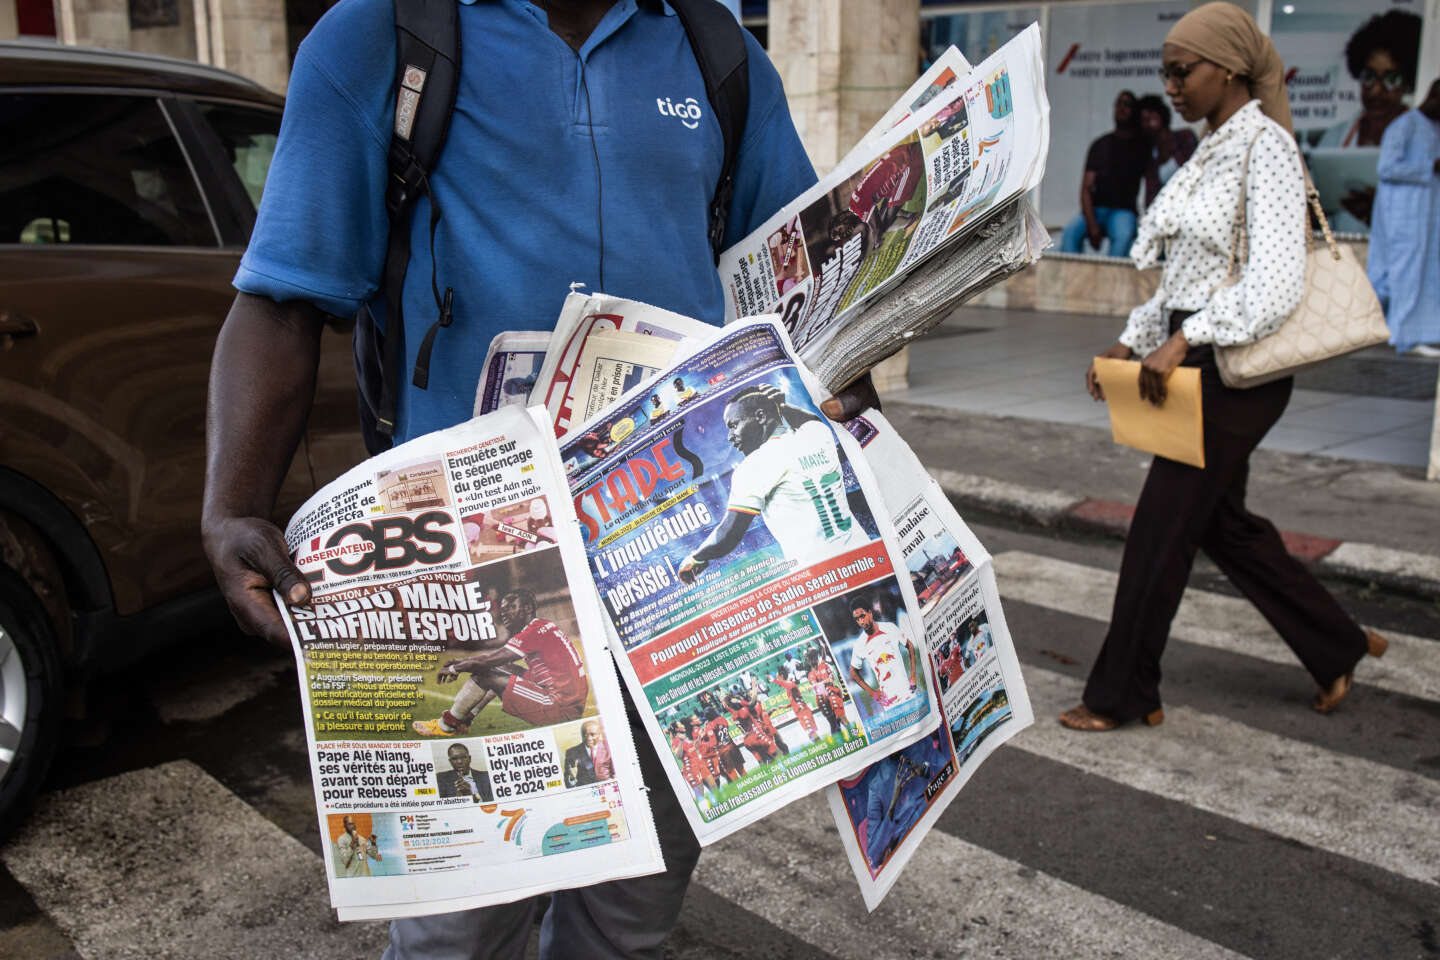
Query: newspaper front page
[[825, 411, 1033, 910], [719, 25, 1049, 363], [276, 405, 663, 920], [529, 291, 713, 439], [474, 331, 550, 416], [559, 319, 941, 843]]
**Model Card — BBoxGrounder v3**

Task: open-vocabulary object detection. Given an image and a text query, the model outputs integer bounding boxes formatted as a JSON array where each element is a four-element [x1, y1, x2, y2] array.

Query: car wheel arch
[[0, 467, 114, 665]]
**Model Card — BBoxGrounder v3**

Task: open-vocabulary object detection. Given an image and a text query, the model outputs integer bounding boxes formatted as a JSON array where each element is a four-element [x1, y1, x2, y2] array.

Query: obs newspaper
[[275, 405, 662, 920]]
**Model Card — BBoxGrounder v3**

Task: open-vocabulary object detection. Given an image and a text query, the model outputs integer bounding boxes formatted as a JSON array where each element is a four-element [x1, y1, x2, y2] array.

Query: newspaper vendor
[[201, 1, 883, 956]]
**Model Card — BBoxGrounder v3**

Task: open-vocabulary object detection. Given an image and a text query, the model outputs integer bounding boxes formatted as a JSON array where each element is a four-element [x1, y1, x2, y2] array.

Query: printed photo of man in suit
[[563, 719, 611, 788], [436, 742, 493, 802]]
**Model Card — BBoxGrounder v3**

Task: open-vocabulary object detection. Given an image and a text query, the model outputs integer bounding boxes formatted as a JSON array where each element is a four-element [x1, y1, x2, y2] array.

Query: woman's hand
[[1138, 330, 1189, 407], [1086, 342, 1134, 401]]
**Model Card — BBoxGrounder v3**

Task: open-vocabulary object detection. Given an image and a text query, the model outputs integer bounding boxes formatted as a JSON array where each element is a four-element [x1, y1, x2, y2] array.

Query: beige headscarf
[[1165, 2, 1293, 133]]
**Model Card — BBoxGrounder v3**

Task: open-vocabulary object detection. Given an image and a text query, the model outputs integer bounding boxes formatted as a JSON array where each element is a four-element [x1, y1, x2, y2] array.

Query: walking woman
[[1060, 3, 1387, 732]]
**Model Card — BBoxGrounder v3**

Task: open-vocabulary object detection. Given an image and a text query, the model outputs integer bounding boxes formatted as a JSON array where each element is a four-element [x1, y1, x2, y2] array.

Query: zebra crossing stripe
[[693, 792, 1247, 960], [992, 551, 1440, 702], [1015, 666, 1440, 887], [0, 761, 390, 960]]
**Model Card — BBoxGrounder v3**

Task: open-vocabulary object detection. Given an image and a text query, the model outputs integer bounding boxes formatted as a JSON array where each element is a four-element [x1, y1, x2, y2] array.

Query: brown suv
[[0, 41, 364, 831]]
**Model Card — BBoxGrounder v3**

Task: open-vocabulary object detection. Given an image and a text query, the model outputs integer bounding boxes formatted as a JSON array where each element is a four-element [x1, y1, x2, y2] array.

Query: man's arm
[[202, 292, 327, 645], [440, 644, 520, 679], [678, 510, 757, 582]]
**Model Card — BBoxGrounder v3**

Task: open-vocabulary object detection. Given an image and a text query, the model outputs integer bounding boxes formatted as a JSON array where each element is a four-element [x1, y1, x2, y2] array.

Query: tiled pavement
[[885, 306, 1439, 469]]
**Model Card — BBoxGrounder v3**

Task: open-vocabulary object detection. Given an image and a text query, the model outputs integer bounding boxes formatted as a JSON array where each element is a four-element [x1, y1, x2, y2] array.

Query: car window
[[0, 92, 214, 247], [195, 102, 280, 212]]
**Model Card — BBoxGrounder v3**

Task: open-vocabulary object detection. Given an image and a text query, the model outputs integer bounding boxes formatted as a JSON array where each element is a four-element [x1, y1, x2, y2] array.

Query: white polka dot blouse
[[1119, 99, 1308, 356]]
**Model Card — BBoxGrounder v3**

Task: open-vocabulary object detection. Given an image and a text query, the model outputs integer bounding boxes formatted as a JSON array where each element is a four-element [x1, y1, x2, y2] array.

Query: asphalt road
[[3, 519, 1437, 960]]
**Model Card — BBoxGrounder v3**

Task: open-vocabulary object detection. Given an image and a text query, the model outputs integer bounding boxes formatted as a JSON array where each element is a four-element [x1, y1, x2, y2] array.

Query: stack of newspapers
[[719, 24, 1051, 392], [272, 28, 1046, 923]]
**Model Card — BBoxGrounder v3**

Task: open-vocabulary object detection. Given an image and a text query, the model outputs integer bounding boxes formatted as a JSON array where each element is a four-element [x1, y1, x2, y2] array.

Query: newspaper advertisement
[[719, 25, 1048, 360], [530, 290, 713, 439], [567, 331, 685, 429], [560, 319, 941, 843], [473, 331, 550, 416], [825, 410, 1032, 910], [276, 405, 663, 920]]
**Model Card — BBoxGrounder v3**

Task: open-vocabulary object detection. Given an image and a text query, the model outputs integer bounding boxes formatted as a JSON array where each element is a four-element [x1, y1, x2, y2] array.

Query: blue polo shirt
[[236, 0, 817, 443]]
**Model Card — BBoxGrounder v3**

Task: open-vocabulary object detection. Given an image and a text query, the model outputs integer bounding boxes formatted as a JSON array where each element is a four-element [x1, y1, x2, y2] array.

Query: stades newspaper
[[560, 319, 941, 843], [275, 405, 662, 920], [828, 411, 1033, 909]]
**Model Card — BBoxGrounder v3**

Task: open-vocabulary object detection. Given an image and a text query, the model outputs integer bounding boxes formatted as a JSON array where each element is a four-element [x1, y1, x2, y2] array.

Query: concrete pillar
[[767, 0, 921, 175], [54, 0, 130, 49], [205, 0, 289, 93]]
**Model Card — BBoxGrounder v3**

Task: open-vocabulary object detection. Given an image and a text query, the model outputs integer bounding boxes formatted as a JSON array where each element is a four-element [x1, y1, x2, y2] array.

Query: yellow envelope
[[1093, 357, 1205, 468]]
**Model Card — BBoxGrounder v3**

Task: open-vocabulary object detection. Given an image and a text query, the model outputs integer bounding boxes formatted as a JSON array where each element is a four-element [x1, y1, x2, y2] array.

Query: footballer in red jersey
[[724, 692, 780, 763], [413, 589, 588, 736], [774, 675, 818, 741], [746, 684, 790, 756], [685, 715, 725, 782], [700, 706, 747, 780], [806, 652, 848, 735], [940, 640, 966, 688], [847, 143, 923, 221], [669, 722, 715, 802]]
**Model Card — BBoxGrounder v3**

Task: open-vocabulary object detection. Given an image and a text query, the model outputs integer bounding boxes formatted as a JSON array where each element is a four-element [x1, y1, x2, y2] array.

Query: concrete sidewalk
[[878, 307, 1440, 600], [885, 306, 1439, 469]]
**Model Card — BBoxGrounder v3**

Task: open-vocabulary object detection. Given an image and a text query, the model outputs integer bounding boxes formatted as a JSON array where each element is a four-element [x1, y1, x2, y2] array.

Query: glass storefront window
[[1272, 0, 1426, 234]]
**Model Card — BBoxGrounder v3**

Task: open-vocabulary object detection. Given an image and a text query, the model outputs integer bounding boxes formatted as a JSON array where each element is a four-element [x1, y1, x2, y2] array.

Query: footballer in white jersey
[[848, 604, 919, 708], [678, 385, 869, 583]]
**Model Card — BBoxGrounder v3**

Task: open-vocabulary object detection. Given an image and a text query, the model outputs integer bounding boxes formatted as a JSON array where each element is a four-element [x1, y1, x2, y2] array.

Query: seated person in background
[[1060, 90, 1149, 257], [1138, 94, 1198, 211]]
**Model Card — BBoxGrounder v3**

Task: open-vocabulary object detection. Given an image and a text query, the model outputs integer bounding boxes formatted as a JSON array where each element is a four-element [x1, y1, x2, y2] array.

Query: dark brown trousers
[[1082, 312, 1368, 721]]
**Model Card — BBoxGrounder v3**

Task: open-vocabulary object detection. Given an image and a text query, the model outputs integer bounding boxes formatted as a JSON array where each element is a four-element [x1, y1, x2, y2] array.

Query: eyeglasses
[[1359, 68, 1406, 92], [1158, 59, 1207, 84]]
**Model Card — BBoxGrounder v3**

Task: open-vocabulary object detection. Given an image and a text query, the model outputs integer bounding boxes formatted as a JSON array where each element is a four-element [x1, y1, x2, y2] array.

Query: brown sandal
[[1313, 629, 1388, 714], [1058, 704, 1164, 731]]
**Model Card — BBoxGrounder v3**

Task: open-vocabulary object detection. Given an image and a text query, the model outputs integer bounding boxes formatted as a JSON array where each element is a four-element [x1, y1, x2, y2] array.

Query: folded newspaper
[[274, 405, 663, 920], [719, 26, 1051, 391], [829, 410, 1032, 909], [534, 299, 1034, 902]]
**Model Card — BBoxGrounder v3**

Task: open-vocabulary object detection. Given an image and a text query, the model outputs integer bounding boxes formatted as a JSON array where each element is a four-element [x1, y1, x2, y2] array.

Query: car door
[[0, 88, 330, 618], [176, 96, 368, 505]]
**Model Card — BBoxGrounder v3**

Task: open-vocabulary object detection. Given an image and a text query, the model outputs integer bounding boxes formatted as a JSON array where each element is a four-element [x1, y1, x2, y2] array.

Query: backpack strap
[[374, 0, 459, 444], [668, 0, 750, 263]]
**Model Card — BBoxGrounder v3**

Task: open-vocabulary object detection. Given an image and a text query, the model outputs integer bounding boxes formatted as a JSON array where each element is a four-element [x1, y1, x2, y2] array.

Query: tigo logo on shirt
[[657, 96, 702, 129]]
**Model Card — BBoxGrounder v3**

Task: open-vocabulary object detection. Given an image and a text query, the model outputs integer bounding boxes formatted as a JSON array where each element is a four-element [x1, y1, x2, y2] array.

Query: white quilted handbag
[[1213, 132, 1389, 389]]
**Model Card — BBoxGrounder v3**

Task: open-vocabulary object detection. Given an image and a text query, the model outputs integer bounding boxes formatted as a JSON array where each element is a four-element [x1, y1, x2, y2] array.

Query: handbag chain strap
[[1223, 125, 1343, 285]]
